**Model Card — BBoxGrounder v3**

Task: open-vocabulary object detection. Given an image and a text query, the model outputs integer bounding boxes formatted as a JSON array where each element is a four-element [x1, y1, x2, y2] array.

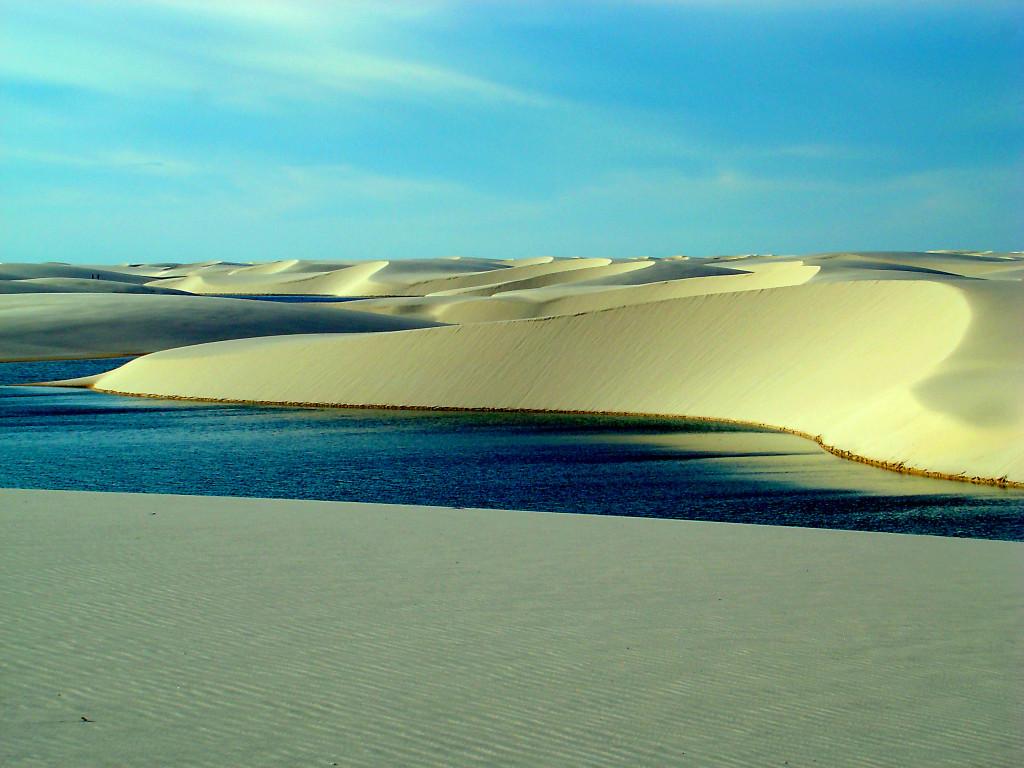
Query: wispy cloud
[[1, 147, 199, 176], [228, 47, 549, 106], [127, 0, 326, 28], [238, 163, 470, 216], [1, 0, 1018, 260], [130, 0, 449, 28], [625, 0, 1018, 8], [562, 157, 1024, 202], [0, 25, 200, 96], [0, 0, 547, 108]]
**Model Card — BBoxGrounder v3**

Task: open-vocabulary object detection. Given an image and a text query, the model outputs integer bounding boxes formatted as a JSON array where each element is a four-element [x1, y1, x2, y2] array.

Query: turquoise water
[[1, 359, 1021, 540]]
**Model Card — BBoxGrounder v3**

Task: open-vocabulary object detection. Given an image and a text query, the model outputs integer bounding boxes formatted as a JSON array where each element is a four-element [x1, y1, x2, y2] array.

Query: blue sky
[[1, 0, 1021, 262]]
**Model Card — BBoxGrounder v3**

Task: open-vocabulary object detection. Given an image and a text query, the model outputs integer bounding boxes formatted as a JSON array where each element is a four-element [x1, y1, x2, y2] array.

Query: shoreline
[[0, 353, 142, 364], [84, 384, 1024, 490]]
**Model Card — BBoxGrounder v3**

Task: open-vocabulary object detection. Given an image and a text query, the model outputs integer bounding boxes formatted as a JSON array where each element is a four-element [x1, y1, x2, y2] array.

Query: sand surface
[[0, 293, 440, 360], [1, 488, 1019, 767]]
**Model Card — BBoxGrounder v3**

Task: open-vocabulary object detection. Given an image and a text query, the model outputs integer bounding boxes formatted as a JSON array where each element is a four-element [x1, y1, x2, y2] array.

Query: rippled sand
[[3, 488, 1020, 767]]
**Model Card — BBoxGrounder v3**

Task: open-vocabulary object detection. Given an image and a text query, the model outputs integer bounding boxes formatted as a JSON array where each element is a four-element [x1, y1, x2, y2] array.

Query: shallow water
[[1, 359, 1021, 540]]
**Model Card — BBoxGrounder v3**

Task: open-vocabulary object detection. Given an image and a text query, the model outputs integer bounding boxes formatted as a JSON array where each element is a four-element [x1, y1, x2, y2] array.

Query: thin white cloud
[[0, 26, 201, 96], [124, 0, 322, 28], [124, 0, 449, 28], [0, 0, 547, 108], [272, 163, 468, 203], [453, 159, 1021, 256], [625, 0, 1017, 8], [228, 46, 549, 106], [1, 143, 469, 200], [1, 147, 199, 176], [556, 159, 1024, 212]]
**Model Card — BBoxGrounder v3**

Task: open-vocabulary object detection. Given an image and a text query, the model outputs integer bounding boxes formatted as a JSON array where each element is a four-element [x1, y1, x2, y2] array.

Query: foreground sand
[[2, 488, 1020, 767]]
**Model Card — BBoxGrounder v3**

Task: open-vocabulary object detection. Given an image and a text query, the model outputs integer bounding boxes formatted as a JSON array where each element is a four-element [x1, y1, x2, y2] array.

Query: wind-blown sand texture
[[47, 251, 1023, 485], [2, 488, 1020, 768]]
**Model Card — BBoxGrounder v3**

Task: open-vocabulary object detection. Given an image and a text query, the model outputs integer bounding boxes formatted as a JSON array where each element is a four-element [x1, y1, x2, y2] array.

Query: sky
[[1, 0, 1021, 263]]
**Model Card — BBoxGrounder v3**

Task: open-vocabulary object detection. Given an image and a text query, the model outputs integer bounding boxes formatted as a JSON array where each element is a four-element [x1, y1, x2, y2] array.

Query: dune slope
[[0, 293, 441, 361]]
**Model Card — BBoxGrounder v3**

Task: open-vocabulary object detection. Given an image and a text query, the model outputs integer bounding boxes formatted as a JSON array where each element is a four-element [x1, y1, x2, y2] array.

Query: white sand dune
[[18, 251, 1024, 483], [139, 254, 745, 299], [809, 251, 1024, 280], [0, 293, 441, 361], [148, 260, 392, 296], [144, 257, 524, 296], [0, 262, 195, 294], [2, 488, 1019, 767], [0, 262, 153, 284], [0, 277, 190, 295], [423, 258, 652, 297], [407, 257, 616, 294], [497, 255, 556, 267], [79, 279, 1023, 484], [140, 260, 250, 279], [345, 259, 819, 323]]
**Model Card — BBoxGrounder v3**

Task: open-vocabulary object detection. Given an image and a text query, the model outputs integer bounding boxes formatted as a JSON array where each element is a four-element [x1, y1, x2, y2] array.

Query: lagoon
[[1, 359, 1020, 540]]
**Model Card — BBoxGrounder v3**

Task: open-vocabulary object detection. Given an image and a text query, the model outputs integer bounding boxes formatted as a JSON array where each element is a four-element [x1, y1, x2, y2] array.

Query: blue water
[[2, 359, 1021, 540]]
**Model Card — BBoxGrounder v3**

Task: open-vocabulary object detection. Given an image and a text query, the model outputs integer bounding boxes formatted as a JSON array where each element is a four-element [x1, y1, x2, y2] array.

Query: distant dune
[[0, 293, 441, 361], [13, 251, 1023, 484]]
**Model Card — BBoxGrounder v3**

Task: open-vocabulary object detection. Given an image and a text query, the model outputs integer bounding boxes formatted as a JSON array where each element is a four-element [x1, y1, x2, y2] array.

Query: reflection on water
[[1, 359, 1021, 540]]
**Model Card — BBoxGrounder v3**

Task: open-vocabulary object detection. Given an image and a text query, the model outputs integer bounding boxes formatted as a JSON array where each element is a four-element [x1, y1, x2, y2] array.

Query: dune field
[[2, 487, 1020, 767], [0, 291, 440, 362], [17, 251, 1022, 486]]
